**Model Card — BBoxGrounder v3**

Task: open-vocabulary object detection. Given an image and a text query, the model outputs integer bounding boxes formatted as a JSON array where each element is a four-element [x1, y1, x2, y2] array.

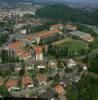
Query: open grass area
[[53, 37, 87, 52], [66, 39, 87, 52]]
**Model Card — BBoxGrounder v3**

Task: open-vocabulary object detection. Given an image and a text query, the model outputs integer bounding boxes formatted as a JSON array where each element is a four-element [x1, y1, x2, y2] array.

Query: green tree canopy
[[0, 86, 10, 97]]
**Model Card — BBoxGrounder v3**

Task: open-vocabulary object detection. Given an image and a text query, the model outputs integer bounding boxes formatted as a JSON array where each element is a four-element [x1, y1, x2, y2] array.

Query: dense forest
[[67, 74, 98, 100], [36, 5, 98, 25], [67, 53, 98, 100], [89, 54, 98, 74]]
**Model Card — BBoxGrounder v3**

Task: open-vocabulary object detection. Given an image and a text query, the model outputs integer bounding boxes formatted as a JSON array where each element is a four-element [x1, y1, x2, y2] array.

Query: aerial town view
[[0, 0, 98, 100]]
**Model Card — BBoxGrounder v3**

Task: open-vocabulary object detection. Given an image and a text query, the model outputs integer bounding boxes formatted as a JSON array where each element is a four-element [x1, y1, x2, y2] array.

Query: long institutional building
[[34, 30, 64, 45]]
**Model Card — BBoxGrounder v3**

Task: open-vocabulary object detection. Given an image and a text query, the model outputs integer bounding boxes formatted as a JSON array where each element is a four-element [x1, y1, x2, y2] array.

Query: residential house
[[36, 73, 48, 85], [60, 79, 67, 88], [68, 59, 76, 68], [37, 65, 46, 69], [25, 66, 34, 71], [5, 78, 19, 92], [19, 50, 31, 60], [25, 35, 36, 44], [22, 75, 33, 89], [48, 61, 57, 69], [80, 63, 87, 71], [15, 66, 21, 72], [20, 29, 27, 34], [54, 84, 65, 95], [73, 75, 81, 83]]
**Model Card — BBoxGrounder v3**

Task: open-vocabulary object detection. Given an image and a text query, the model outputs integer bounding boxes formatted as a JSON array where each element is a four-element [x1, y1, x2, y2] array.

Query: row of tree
[[0, 49, 19, 63], [48, 43, 87, 59], [0, 33, 9, 46]]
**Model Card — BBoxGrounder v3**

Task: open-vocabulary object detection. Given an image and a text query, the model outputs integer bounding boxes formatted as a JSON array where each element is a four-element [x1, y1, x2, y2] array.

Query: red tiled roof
[[5, 79, 18, 89], [54, 84, 64, 94], [36, 30, 60, 38], [7, 41, 22, 53], [19, 51, 31, 60], [22, 76, 33, 87], [36, 73, 47, 83], [7, 41, 31, 60], [7, 41, 22, 49], [34, 46, 42, 54]]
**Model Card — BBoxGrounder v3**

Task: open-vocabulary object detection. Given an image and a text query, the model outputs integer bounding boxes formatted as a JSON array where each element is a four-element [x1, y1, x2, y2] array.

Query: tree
[[77, 24, 97, 36], [48, 44, 54, 55], [88, 54, 98, 73], [0, 33, 9, 46], [0, 49, 19, 63], [67, 74, 98, 100], [19, 60, 25, 76], [0, 86, 10, 97], [91, 38, 98, 49], [36, 4, 98, 25]]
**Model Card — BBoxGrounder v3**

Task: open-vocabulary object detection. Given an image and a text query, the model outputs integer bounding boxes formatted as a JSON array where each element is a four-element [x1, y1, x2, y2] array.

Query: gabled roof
[[5, 79, 18, 89], [7, 41, 22, 49], [54, 84, 64, 94], [6, 41, 31, 60], [36, 30, 60, 38], [22, 75, 33, 87], [7, 41, 22, 54], [19, 50, 31, 60], [36, 73, 47, 83]]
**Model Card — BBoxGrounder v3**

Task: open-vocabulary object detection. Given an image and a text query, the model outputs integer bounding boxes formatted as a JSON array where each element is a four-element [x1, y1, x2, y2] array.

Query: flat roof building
[[68, 31, 94, 42]]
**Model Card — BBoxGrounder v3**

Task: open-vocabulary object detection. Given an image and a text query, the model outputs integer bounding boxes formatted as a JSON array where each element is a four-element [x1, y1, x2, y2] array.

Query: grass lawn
[[65, 39, 87, 52], [53, 38, 87, 52]]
